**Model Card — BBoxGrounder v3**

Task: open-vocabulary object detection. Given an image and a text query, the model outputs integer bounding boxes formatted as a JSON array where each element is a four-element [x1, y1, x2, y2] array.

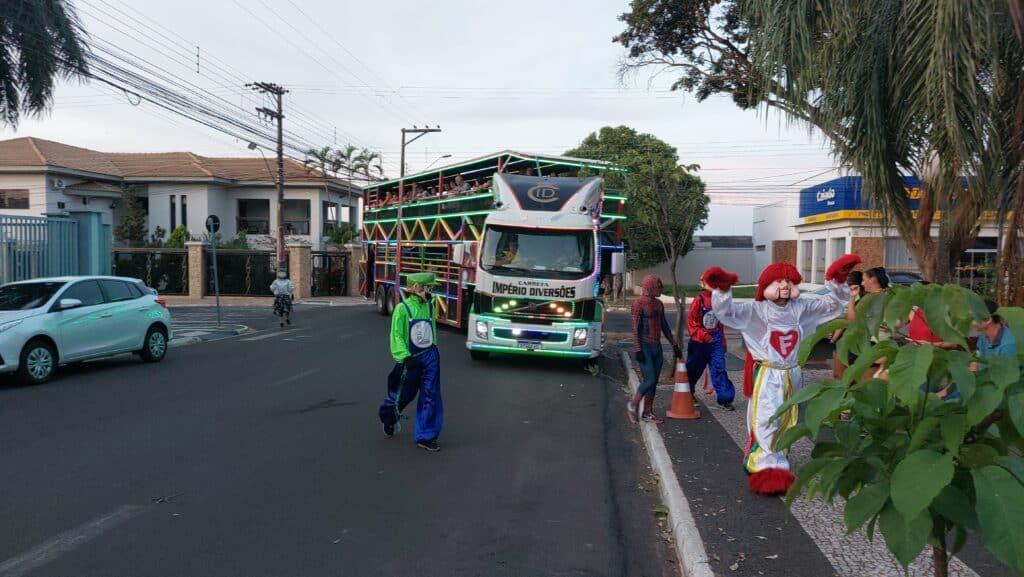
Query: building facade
[[0, 137, 361, 251]]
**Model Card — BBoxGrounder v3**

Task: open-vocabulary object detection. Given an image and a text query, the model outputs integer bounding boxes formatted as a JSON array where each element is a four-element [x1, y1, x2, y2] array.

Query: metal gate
[[0, 215, 79, 284], [311, 251, 349, 296], [112, 248, 189, 294], [206, 249, 284, 296]]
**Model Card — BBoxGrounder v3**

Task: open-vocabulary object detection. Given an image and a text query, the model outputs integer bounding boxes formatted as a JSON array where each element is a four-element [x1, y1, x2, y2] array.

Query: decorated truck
[[360, 151, 626, 361]]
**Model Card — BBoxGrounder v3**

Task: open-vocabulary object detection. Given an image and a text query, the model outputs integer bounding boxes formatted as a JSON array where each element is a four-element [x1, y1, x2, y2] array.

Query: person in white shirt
[[270, 270, 295, 327]]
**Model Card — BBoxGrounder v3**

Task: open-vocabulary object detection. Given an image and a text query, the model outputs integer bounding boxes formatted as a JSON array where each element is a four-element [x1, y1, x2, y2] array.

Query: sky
[[1, 0, 841, 235]]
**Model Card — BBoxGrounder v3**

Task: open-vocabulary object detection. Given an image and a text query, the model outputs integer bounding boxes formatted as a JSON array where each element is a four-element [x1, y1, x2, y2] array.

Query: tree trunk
[[932, 532, 949, 577], [998, 188, 1024, 306], [669, 254, 684, 358]]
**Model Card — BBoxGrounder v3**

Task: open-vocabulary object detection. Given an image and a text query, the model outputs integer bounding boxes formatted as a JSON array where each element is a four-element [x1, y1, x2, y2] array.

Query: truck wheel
[[470, 350, 489, 361], [375, 286, 387, 316], [385, 288, 396, 315]]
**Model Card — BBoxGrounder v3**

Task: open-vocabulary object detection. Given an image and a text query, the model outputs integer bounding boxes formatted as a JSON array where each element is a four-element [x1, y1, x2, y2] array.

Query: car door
[[55, 280, 116, 360], [98, 279, 147, 352]]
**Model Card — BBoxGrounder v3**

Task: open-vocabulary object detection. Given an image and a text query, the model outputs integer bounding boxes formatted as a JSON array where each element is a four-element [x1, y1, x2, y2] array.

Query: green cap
[[406, 272, 438, 286]]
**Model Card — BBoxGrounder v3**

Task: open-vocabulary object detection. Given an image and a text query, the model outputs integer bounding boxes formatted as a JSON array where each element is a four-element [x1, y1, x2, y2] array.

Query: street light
[[424, 153, 452, 170]]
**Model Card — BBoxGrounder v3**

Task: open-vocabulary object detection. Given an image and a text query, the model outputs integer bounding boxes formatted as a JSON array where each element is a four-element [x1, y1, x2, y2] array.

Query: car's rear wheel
[[17, 339, 57, 385], [375, 286, 388, 316], [140, 325, 168, 362]]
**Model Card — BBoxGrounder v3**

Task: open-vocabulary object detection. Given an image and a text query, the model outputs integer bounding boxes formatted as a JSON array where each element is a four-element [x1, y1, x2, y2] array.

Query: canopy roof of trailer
[[362, 150, 627, 192]]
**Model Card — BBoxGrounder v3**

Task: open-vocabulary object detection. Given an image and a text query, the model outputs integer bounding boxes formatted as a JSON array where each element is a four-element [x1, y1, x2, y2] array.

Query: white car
[[0, 276, 172, 385]]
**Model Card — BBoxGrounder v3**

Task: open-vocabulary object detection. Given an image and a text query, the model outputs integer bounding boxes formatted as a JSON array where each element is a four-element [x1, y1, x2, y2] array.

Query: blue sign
[[799, 176, 925, 219]]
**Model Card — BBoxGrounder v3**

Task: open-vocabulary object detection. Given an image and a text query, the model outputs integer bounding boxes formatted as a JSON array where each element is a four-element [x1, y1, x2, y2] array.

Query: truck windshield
[[481, 225, 594, 280]]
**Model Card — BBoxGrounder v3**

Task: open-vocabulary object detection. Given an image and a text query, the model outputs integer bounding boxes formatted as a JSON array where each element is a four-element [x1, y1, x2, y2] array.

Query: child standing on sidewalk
[[629, 275, 682, 424], [685, 268, 736, 410]]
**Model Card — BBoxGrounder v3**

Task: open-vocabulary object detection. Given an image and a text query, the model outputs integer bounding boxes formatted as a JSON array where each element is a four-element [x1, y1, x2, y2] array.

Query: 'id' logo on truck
[[527, 185, 560, 204]]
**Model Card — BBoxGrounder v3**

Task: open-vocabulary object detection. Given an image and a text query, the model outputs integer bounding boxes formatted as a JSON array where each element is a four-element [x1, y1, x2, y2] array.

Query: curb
[[620, 350, 713, 577]]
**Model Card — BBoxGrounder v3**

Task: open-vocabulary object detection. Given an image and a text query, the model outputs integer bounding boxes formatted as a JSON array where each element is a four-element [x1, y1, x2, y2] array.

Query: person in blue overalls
[[685, 268, 737, 410], [378, 272, 444, 452]]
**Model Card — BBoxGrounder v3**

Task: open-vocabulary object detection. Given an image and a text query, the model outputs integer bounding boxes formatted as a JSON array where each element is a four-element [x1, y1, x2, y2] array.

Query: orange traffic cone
[[666, 358, 700, 419]]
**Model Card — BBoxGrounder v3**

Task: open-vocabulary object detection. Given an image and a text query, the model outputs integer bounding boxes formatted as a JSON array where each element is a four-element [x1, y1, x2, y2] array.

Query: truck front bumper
[[465, 314, 603, 359]]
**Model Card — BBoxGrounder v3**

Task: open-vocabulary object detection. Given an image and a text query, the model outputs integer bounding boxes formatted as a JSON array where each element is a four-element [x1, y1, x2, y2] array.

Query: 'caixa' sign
[[799, 176, 927, 219]]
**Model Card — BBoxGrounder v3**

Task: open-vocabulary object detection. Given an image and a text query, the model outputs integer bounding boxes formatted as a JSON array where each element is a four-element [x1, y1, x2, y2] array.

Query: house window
[[814, 238, 827, 283], [831, 237, 846, 260], [180, 195, 187, 229], [283, 199, 310, 235], [322, 201, 339, 235], [0, 189, 30, 209], [801, 240, 813, 280], [170, 195, 177, 229], [238, 199, 271, 234]]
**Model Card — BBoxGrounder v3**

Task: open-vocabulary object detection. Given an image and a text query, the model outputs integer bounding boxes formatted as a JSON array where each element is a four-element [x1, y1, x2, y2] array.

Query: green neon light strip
[[364, 210, 492, 224], [600, 214, 626, 220], [473, 315, 591, 328], [364, 191, 495, 214], [469, 344, 593, 358], [604, 195, 627, 201], [364, 152, 627, 190]]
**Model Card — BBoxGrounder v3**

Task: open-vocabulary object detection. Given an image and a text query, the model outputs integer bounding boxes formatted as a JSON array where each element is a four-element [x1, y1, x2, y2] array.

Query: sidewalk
[[619, 345, 1013, 577], [163, 295, 370, 307]]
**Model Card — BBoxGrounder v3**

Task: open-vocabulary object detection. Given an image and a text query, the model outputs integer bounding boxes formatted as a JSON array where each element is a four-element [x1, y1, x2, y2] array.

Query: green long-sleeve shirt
[[390, 294, 437, 363]]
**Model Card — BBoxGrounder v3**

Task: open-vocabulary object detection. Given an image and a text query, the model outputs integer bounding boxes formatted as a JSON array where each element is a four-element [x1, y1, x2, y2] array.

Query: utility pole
[[396, 126, 441, 285], [246, 82, 288, 271]]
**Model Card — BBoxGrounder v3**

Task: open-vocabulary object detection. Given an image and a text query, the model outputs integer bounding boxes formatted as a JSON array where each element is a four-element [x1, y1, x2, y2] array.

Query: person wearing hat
[[686, 268, 737, 410], [705, 254, 859, 495], [378, 272, 444, 452]]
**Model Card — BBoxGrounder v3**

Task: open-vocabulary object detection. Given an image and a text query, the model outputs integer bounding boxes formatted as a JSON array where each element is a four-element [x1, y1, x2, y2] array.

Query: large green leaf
[[907, 417, 940, 453], [844, 482, 890, 534], [878, 502, 933, 569], [932, 484, 976, 528], [858, 292, 887, 340], [940, 413, 968, 455], [890, 450, 954, 519], [887, 345, 935, 403], [986, 355, 1021, 391], [841, 343, 894, 388], [786, 456, 833, 506], [883, 286, 916, 331], [967, 384, 1003, 428], [775, 422, 811, 452], [773, 381, 826, 421], [994, 455, 1024, 487], [959, 443, 1000, 468], [943, 284, 971, 336], [972, 466, 1024, 574], [798, 318, 848, 366], [804, 386, 847, 437], [921, 289, 968, 350], [946, 350, 977, 402], [1008, 390, 1024, 439]]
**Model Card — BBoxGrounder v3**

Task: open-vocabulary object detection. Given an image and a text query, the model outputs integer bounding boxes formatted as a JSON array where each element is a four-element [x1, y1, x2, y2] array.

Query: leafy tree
[[114, 185, 146, 247], [0, 0, 89, 127], [147, 225, 166, 248], [567, 126, 709, 338], [614, 0, 1024, 291], [164, 225, 191, 249], [326, 223, 356, 247], [783, 284, 1024, 577], [303, 146, 340, 177], [353, 149, 384, 183]]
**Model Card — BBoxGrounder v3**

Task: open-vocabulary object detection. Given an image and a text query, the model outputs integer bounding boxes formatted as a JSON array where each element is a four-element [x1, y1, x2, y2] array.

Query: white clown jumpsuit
[[711, 282, 847, 474]]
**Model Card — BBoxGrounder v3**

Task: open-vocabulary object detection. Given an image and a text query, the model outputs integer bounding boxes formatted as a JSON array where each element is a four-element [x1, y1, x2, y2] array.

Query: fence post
[[186, 241, 206, 298], [345, 243, 361, 298], [288, 244, 312, 299]]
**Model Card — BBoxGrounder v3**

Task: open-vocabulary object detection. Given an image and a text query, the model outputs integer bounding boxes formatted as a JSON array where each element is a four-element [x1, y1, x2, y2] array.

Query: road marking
[[0, 505, 146, 577], [240, 330, 300, 342], [269, 368, 321, 388]]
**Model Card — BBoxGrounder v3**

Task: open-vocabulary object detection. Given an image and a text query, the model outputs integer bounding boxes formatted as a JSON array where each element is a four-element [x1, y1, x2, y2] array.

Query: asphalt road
[[0, 305, 672, 577]]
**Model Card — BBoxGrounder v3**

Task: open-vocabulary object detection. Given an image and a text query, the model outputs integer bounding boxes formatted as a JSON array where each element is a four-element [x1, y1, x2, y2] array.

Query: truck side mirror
[[610, 252, 625, 275]]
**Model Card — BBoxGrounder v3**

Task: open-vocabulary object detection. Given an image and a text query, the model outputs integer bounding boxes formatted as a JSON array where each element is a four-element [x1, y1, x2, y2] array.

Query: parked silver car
[[0, 276, 172, 385]]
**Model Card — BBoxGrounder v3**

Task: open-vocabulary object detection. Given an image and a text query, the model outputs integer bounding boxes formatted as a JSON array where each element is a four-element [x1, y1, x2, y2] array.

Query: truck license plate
[[516, 340, 542, 350]]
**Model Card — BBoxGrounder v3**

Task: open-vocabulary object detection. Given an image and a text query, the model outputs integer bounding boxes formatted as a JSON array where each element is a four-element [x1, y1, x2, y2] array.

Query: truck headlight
[[475, 321, 489, 340], [573, 328, 588, 346]]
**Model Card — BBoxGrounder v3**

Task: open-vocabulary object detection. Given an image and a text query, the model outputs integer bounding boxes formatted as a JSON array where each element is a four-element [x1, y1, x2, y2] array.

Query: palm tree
[[353, 149, 384, 183], [746, 1, 1023, 286], [303, 146, 339, 179], [1, 0, 90, 127], [332, 144, 360, 184], [1000, 0, 1024, 305]]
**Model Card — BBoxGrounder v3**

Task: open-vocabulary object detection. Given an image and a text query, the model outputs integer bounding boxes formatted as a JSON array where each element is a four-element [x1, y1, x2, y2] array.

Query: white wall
[[753, 200, 799, 272], [0, 173, 47, 217]]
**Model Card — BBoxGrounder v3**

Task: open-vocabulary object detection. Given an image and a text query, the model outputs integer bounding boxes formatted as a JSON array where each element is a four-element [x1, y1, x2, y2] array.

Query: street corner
[[169, 324, 250, 347]]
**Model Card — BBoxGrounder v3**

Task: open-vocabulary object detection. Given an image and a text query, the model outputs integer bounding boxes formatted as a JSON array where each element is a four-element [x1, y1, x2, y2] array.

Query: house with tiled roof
[[0, 137, 361, 249]]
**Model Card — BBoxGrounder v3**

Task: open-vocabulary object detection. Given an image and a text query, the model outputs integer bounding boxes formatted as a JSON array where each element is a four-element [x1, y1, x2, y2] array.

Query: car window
[[101, 280, 139, 302], [62, 280, 105, 306], [0, 282, 66, 310]]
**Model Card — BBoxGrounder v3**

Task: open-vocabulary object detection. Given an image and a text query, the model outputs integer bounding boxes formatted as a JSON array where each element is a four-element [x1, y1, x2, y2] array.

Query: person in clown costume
[[378, 272, 444, 452], [686, 267, 737, 411], [705, 255, 860, 495]]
